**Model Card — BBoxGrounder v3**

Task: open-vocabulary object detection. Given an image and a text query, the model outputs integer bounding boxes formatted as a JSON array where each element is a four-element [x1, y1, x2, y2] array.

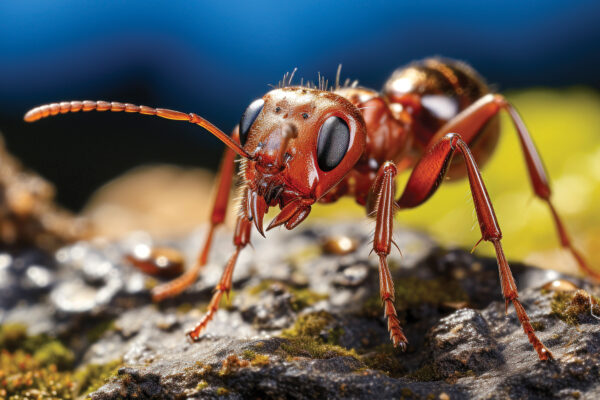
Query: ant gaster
[[25, 58, 597, 361]]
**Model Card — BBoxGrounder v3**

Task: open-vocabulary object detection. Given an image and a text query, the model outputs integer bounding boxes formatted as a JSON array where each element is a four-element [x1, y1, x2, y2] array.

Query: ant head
[[239, 87, 366, 234]]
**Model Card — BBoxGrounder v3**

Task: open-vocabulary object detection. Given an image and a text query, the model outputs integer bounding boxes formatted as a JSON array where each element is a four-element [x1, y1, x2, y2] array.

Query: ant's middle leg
[[152, 146, 237, 301], [370, 161, 408, 349], [427, 93, 596, 279], [398, 133, 552, 361]]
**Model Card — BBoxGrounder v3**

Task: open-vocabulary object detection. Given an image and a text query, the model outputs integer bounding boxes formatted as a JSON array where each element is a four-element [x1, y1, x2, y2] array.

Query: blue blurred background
[[1, 0, 599, 210]]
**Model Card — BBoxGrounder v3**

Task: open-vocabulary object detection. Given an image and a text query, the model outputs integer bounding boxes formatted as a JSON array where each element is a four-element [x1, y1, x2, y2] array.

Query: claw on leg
[[492, 240, 553, 361], [379, 256, 408, 349]]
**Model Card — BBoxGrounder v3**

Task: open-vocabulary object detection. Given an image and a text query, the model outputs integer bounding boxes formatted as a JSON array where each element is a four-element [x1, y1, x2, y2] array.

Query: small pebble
[[322, 235, 358, 255], [542, 279, 579, 293], [125, 246, 184, 279]]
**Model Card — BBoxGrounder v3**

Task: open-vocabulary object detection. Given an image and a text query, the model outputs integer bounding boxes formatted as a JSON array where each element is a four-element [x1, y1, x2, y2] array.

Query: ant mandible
[[24, 58, 596, 361]]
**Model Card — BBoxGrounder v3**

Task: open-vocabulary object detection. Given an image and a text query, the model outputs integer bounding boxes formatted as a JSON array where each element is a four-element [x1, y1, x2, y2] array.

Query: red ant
[[24, 58, 597, 361]]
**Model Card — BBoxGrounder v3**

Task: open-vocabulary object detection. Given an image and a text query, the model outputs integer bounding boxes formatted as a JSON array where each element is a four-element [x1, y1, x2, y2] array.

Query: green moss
[[216, 386, 230, 395], [248, 280, 328, 311], [33, 341, 75, 370], [290, 288, 329, 311], [250, 353, 270, 366], [73, 360, 122, 396], [279, 311, 358, 360], [240, 349, 270, 366], [0, 323, 74, 370], [0, 324, 124, 398], [359, 344, 405, 377], [0, 348, 119, 398], [286, 245, 322, 265], [223, 290, 237, 311], [280, 336, 358, 359], [551, 290, 600, 326], [362, 295, 384, 318], [531, 321, 546, 331], [247, 280, 274, 296], [363, 276, 468, 317], [551, 291, 577, 325], [144, 277, 158, 290], [406, 364, 441, 382], [0, 350, 76, 399], [281, 311, 333, 338], [218, 354, 250, 376], [395, 276, 468, 308], [176, 302, 194, 314], [241, 349, 256, 360], [86, 319, 116, 343], [196, 380, 208, 390], [327, 327, 345, 346], [0, 323, 28, 350]]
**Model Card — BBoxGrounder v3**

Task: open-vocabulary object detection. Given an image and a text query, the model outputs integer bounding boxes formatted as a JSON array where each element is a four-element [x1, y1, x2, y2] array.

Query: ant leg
[[188, 214, 252, 341], [152, 146, 237, 301], [398, 133, 553, 361], [371, 161, 408, 349], [428, 93, 596, 279]]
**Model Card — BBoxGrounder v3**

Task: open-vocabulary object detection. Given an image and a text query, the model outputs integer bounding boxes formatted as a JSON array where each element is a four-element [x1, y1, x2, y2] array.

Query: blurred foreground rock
[[1, 221, 599, 399]]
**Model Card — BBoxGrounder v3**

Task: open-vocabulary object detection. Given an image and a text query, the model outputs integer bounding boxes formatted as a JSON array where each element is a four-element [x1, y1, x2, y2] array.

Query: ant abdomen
[[383, 58, 501, 179]]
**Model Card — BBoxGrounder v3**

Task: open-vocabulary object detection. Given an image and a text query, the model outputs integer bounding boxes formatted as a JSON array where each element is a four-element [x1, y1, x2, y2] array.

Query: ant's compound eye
[[239, 98, 264, 146], [316, 116, 350, 172]]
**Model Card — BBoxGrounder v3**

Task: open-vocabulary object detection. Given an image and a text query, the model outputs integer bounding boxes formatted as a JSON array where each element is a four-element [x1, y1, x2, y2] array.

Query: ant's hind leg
[[370, 161, 408, 349], [188, 214, 252, 340], [427, 93, 596, 279], [398, 133, 552, 360], [504, 101, 596, 279], [152, 146, 237, 301]]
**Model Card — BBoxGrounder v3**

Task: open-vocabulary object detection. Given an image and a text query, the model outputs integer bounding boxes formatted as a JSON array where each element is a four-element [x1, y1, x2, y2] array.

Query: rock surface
[[1, 221, 599, 399]]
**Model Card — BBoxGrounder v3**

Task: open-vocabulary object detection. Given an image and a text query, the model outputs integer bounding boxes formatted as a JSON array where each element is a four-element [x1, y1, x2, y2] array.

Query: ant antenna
[[24, 101, 252, 159]]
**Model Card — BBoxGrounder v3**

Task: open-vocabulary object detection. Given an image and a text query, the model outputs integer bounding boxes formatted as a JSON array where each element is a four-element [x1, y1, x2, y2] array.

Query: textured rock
[[1, 220, 599, 399], [428, 308, 502, 377]]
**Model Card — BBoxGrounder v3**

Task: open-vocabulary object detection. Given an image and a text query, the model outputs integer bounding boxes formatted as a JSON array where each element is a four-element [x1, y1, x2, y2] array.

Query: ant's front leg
[[398, 133, 552, 361], [370, 161, 408, 349], [187, 214, 252, 341], [151, 146, 237, 301]]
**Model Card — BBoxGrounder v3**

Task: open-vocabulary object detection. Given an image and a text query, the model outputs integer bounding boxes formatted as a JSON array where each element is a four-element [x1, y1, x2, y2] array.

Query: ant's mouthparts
[[247, 189, 267, 237]]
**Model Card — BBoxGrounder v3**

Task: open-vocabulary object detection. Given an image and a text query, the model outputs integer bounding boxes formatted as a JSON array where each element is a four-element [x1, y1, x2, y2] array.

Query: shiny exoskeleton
[[24, 58, 597, 361]]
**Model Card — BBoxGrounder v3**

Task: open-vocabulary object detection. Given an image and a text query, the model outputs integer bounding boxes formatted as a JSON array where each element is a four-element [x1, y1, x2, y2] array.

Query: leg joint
[[381, 161, 398, 176], [443, 132, 463, 147]]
